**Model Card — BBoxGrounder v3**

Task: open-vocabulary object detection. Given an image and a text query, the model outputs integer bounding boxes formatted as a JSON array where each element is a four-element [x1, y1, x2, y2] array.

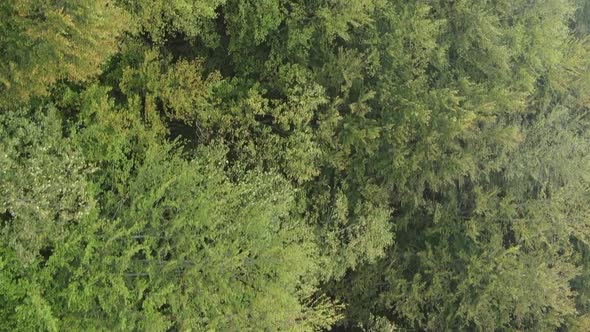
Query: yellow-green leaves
[[0, 0, 127, 108]]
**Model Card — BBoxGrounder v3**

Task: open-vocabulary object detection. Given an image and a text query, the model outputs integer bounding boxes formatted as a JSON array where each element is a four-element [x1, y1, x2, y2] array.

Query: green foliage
[[0, 0, 127, 108], [360, 315, 397, 332], [2, 0, 590, 330], [68, 89, 340, 330], [0, 109, 93, 265], [0, 109, 95, 331], [1, 90, 342, 330], [116, 0, 225, 45]]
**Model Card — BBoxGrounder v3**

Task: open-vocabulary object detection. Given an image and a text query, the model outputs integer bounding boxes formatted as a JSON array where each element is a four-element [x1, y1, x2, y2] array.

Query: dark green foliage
[[2, 0, 590, 330]]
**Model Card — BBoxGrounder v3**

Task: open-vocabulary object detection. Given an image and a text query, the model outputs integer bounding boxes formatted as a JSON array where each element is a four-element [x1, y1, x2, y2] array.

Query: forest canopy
[[2, 0, 590, 331]]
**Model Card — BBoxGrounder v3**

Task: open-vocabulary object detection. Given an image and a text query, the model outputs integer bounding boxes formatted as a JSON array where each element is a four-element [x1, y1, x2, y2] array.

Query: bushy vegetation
[[2, 0, 590, 330]]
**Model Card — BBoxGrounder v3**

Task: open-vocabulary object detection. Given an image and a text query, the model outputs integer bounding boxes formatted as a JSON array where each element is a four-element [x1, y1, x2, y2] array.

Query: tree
[[0, 108, 95, 331], [329, 0, 590, 330], [1, 84, 339, 330], [3, 0, 590, 330]]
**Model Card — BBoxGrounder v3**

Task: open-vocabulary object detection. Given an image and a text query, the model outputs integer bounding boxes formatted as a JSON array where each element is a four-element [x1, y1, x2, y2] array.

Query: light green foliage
[[66, 86, 339, 330], [0, 109, 93, 265], [224, 0, 282, 49], [100, 0, 397, 280], [0, 0, 127, 108], [0, 109, 95, 331], [2, 0, 590, 330], [1, 89, 341, 330], [116, 0, 225, 45]]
